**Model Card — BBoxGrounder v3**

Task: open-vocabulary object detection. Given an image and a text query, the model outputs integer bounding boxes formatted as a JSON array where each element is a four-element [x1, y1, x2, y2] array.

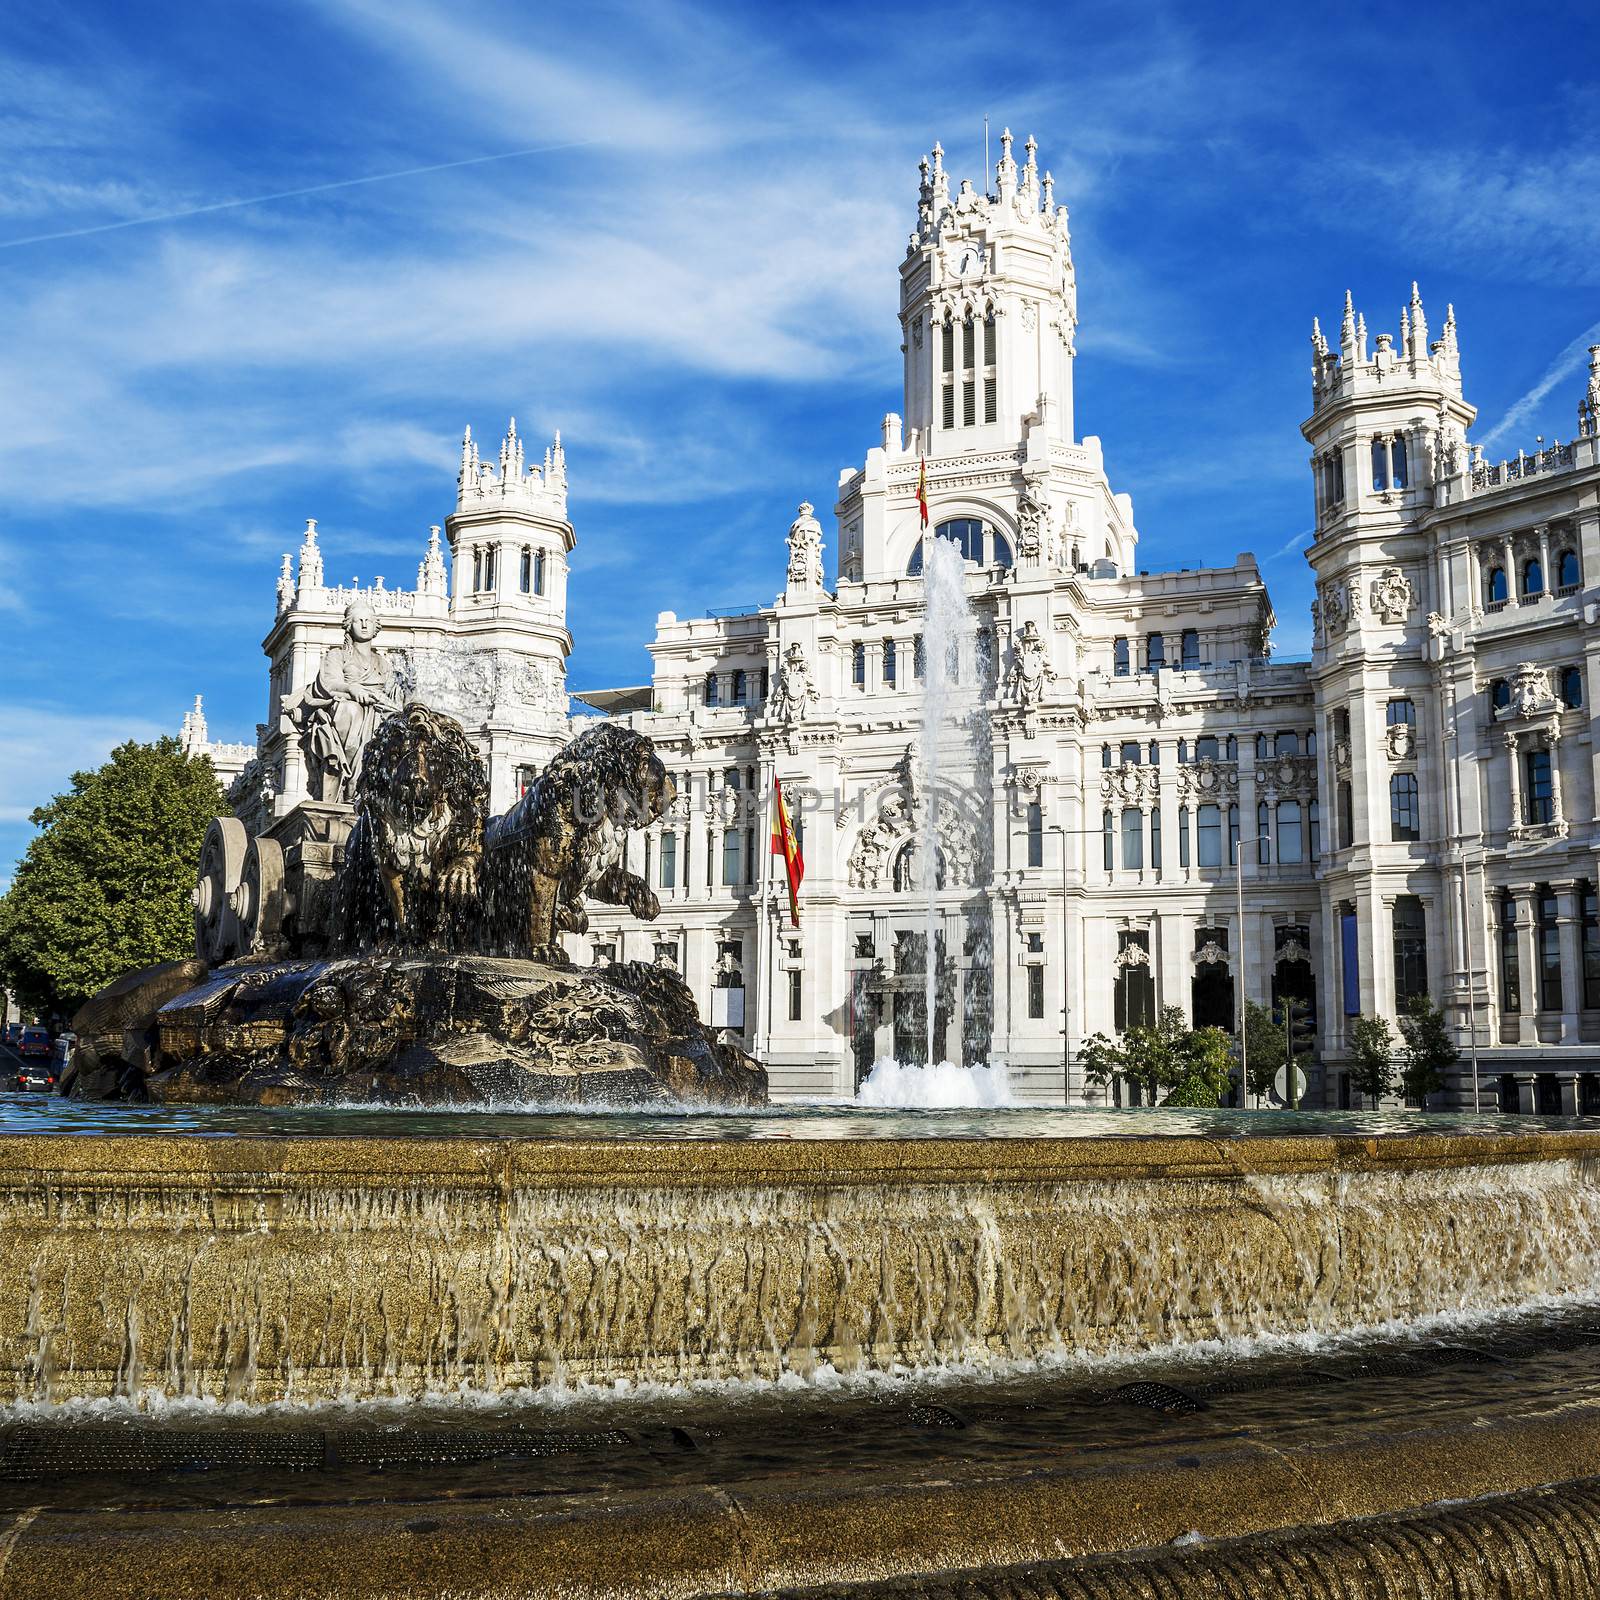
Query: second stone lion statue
[[482, 721, 675, 961]]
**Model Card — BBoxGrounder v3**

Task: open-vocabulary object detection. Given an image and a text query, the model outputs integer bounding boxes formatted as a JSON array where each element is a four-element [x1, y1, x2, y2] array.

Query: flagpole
[[760, 757, 774, 1060]]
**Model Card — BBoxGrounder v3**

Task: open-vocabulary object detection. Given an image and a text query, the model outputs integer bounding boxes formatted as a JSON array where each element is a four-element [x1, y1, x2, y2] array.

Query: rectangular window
[[788, 968, 802, 1023], [1120, 741, 1141, 765], [913, 635, 925, 679], [1026, 801, 1043, 868], [1178, 806, 1191, 868], [1309, 800, 1320, 860], [942, 384, 955, 429], [1391, 435, 1409, 490], [1275, 731, 1299, 757], [1500, 894, 1521, 1014], [942, 324, 953, 371], [883, 639, 896, 686], [1277, 800, 1303, 863], [984, 376, 996, 424], [1585, 884, 1600, 1010], [962, 318, 975, 367], [1197, 804, 1222, 868], [983, 313, 995, 364], [1102, 809, 1114, 873], [744, 827, 756, 886], [1393, 895, 1428, 1006], [722, 828, 741, 888], [660, 831, 677, 889], [1113, 638, 1130, 676], [1338, 781, 1354, 850], [1372, 437, 1390, 492], [1538, 888, 1562, 1011], [963, 380, 975, 426], [520, 548, 532, 593], [1386, 698, 1415, 726], [1114, 933, 1154, 1032], [1390, 772, 1420, 841], [852, 643, 866, 686], [1028, 965, 1045, 1020], [1341, 904, 1360, 1015], [1228, 804, 1240, 864], [534, 550, 546, 595], [1525, 750, 1554, 825], [1121, 808, 1143, 871], [484, 548, 496, 589], [1181, 629, 1200, 670], [1150, 805, 1162, 871]]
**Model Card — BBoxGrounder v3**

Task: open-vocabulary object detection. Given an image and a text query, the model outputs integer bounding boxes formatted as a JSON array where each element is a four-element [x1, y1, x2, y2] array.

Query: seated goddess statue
[[282, 601, 400, 803]]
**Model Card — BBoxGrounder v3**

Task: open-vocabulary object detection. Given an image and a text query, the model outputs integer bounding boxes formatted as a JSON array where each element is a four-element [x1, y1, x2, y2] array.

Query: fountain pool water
[[854, 1056, 1015, 1108]]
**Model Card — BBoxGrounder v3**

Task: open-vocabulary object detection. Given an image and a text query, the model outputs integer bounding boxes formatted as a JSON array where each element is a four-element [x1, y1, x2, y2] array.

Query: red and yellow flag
[[916, 455, 929, 527], [770, 779, 804, 928]]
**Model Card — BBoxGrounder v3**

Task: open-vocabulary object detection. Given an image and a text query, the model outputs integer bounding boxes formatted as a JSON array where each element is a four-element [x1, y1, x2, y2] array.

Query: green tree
[[1397, 993, 1458, 1108], [1082, 1006, 1238, 1109], [0, 738, 224, 1019], [1347, 1014, 1397, 1109]]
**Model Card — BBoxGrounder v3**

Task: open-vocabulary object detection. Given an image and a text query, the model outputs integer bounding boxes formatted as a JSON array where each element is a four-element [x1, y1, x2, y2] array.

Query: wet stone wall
[[1, 1134, 1599, 1407]]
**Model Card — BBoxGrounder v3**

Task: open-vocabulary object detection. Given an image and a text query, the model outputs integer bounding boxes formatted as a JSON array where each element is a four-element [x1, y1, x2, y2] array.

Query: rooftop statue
[[281, 600, 401, 803]]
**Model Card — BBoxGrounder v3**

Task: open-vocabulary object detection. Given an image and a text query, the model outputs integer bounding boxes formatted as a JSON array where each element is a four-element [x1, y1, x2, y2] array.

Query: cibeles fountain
[[12, 592, 1600, 1597], [73, 601, 766, 1111]]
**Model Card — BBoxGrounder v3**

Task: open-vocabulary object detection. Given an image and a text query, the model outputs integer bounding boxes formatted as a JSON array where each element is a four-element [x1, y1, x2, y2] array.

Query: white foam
[[854, 1056, 1014, 1109]]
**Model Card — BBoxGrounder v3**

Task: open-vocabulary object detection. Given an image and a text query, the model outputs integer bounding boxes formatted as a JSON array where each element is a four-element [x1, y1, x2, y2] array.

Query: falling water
[[917, 535, 985, 1069]]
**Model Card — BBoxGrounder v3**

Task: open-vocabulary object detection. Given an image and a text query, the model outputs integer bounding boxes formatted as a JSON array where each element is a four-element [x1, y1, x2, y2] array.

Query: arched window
[[534, 549, 546, 595], [907, 517, 1013, 574], [1562, 666, 1584, 709], [1390, 434, 1409, 490], [1181, 629, 1200, 670], [704, 672, 720, 707], [1113, 637, 1130, 676], [1491, 678, 1510, 712], [1390, 772, 1420, 841], [1101, 743, 1112, 769], [1146, 633, 1165, 671], [519, 547, 532, 593], [1178, 738, 1190, 765], [1523, 559, 1544, 597], [983, 312, 997, 424], [1255, 733, 1269, 760], [1371, 437, 1390, 492], [1148, 740, 1159, 766], [1275, 730, 1299, 756], [851, 642, 866, 685], [883, 638, 897, 686], [1225, 735, 1238, 763], [1558, 549, 1580, 589], [1487, 567, 1508, 605], [472, 549, 483, 591]]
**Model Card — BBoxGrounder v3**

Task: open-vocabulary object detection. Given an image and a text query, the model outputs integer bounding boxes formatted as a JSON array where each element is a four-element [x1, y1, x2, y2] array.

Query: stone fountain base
[[144, 953, 766, 1108]]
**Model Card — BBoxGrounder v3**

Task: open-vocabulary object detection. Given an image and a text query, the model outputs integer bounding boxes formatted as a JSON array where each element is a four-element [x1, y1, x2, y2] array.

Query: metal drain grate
[[328, 1427, 630, 1469], [0, 1427, 323, 1479], [1100, 1381, 1209, 1415]]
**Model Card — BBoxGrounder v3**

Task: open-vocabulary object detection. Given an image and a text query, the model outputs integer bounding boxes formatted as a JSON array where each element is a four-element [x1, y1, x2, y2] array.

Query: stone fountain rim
[[1, 1128, 1596, 1187]]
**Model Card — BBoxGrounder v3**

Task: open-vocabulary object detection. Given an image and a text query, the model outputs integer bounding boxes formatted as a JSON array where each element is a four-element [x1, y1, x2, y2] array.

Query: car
[[1, 1022, 21, 1051], [14, 1062, 54, 1092], [18, 1027, 50, 1060]]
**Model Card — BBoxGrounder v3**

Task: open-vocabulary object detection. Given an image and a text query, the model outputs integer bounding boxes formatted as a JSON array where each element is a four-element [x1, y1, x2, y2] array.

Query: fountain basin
[[4, 1126, 1600, 1406]]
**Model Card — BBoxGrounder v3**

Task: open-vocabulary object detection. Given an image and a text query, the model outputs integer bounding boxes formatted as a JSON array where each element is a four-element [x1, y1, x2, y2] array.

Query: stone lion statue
[[336, 703, 488, 951], [483, 722, 675, 962]]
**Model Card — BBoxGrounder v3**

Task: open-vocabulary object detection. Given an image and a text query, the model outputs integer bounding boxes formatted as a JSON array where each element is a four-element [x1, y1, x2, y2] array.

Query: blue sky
[[2, 0, 1597, 883]]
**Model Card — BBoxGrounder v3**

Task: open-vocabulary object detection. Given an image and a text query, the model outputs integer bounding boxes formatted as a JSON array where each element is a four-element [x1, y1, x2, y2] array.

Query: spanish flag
[[916, 455, 929, 527], [770, 779, 804, 928]]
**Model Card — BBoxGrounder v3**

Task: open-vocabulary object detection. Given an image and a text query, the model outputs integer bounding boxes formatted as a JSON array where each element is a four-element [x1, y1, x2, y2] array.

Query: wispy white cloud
[[0, 706, 167, 829], [1479, 321, 1600, 453]]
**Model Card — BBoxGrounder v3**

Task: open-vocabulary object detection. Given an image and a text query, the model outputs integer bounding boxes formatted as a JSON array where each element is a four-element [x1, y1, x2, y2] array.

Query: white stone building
[[187, 131, 1600, 1111]]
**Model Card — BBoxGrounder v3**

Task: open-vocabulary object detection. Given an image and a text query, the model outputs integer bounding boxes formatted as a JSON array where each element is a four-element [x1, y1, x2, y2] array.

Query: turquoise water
[[0, 1090, 1585, 1141]]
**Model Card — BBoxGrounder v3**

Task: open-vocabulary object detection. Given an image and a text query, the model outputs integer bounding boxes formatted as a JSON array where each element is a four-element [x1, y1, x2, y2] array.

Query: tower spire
[[296, 517, 323, 590]]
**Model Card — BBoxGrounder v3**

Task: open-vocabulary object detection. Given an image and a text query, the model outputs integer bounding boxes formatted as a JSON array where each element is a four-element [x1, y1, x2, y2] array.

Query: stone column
[[1549, 728, 1566, 832], [1515, 889, 1540, 1045], [1505, 733, 1522, 830], [1554, 879, 1582, 1044], [1502, 535, 1516, 601], [1559, 1075, 1580, 1116], [1537, 524, 1552, 597], [1515, 1073, 1536, 1114]]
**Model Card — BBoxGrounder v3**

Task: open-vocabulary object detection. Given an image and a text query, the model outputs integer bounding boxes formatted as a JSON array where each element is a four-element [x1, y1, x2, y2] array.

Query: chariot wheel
[[237, 835, 287, 957], [194, 816, 247, 963]]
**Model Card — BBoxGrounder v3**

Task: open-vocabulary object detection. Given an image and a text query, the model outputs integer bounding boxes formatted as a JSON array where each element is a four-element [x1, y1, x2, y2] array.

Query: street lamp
[[1235, 830, 1273, 1108]]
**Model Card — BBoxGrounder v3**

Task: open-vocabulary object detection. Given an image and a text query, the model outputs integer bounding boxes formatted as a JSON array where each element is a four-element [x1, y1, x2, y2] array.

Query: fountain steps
[[4, 1387, 1600, 1597], [2, 1130, 1600, 1407]]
